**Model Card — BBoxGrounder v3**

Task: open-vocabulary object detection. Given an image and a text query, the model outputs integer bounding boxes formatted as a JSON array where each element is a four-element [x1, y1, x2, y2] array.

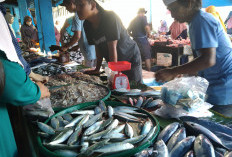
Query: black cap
[[138, 8, 147, 14], [60, 0, 74, 6]]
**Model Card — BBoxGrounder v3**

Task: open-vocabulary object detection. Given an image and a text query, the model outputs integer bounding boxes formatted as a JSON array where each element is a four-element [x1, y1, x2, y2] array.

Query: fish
[[74, 114, 89, 131], [114, 113, 141, 123], [111, 124, 125, 133], [80, 142, 89, 153], [67, 127, 82, 145], [114, 112, 140, 120], [71, 110, 94, 115], [153, 140, 169, 157], [146, 99, 161, 108], [141, 98, 153, 108], [108, 106, 114, 118], [133, 98, 137, 104], [114, 108, 146, 117], [50, 129, 73, 145], [98, 117, 114, 131], [88, 129, 112, 141], [83, 121, 103, 136], [170, 136, 195, 157], [25, 110, 50, 119], [184, 122, 228, 150], [53, 150, 78, 157], [129, 97, 134, 106], [114, 106, 138, 111], [83, 112, 103, 128], [140, 127, 156, 145], [167, 127, 186, 152], [135, 97, 143, 108], [194, 134, 215, 157], [63, 120, 70, 126], [44, 143, 80, 150], [94, 106, 102, 115], [125, 123, 134, 138], [62, 114, 73, 122], [102, 132, 125, 139], [57, 116, 65, 126], [94, 142, 134, 153], [122, 134, 146, 144], [65, 114, 85, 128], [99, 100, 107, 112], [184, 150, 194, 157], [80, 139, 109, 156], [38, 132, 51, 138], [141, 120, 152, 135], [106, 119, 119, 130], [157, 122, 179, 143], [37, 122, 55, 135]]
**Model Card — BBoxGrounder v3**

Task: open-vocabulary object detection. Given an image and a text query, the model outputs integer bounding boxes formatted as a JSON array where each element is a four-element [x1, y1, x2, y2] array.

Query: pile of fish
[[50, 81, 108, 108], [153, 121, 232, 157], [128, 96, 162, 110], [37, 101, 157, 156], [46, 73, 103, 88], [33, 63, 69, 76]]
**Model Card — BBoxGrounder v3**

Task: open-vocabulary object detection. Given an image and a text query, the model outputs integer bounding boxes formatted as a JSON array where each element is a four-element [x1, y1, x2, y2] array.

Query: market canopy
[[202, 0, 232, 8]]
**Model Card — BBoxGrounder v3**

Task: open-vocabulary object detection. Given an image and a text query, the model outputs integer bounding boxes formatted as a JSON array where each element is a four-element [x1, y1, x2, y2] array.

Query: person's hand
[[36, 82, 50, 98], [84, 69, 101, 75], [155, 68, 179, 82], [29, 72, 49, 83]]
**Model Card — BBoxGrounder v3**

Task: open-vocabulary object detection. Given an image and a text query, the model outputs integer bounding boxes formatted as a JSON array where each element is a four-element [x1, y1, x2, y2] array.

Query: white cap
[[0, 0, 5, 2], [163, 0, 177, 6]]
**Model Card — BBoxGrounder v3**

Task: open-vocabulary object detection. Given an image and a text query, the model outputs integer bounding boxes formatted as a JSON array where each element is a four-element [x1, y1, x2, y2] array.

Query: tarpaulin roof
[[202, 0, 232, 8]]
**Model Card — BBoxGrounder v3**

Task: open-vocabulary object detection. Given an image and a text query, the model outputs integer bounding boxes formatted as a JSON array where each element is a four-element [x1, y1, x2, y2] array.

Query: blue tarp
[[202, 0, 232, 8]]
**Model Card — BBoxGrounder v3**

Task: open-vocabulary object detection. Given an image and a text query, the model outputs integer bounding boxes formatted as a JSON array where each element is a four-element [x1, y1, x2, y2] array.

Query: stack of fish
[[37, 101, 157, 156], [128, 97, 161, 110], [153, 122, 232, 157], [33, 63, 68, 76]]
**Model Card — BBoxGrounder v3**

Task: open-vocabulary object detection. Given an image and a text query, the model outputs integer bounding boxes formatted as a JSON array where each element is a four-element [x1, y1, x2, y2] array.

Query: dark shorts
[[134, 37, 151, 61]]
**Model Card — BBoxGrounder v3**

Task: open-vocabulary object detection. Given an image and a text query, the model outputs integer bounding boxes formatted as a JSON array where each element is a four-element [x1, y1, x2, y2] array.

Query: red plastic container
[[108, 61, 131, 71]]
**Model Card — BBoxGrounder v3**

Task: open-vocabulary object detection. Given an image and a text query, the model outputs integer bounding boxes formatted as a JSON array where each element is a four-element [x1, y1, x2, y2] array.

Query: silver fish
[[157, 122, 179, 143], [94, 106, 102, 115], [63, 120, 70, 126], [114, 112, 140, 120], [65, 114, 85, 128], [98, 117, 114, 131], [80, 142, 89, 153], [88, 129, 112, 141], [71, 110, 94, 115], [146, 99, 161, 108], [112, 124, 125, 133], [114, 113, 141, 123], [141, 120, 152, 135], [44, 143, 80, 150], [51, 117, 60, 130], [74, 114, 89, 131], [67, 127, 82, 145], [83, 121, 103, 136], [50, 129, 73, 145], [62, 114, 73, 122], [83, 112, 103, 128], [153, 140, 169, 157], [114, 106, 138, 111], [54, 150, 78, 157], [167, 127, 186, 152], [102, 132, 125, 139], [194, 134, 215, 157], [122, 134, 146, 144], [140, 127, 156, 145], [108, 106, 114, 118], [135, 97, 143, 108], [94, 142, 134, 153], [125, 123, 134, 138], [37, 122, 55, 135], [38, 132, 51, 138], [106, 119, 119, 130], [99, 100, 107, 112]]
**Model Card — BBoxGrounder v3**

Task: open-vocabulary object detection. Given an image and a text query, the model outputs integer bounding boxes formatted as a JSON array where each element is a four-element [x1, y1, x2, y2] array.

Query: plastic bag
[[161, 76, 209, 108], [23, 98, 54, 120]]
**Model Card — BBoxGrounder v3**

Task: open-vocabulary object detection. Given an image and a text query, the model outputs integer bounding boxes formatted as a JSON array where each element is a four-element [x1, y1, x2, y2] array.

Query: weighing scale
[[108, 61, 131, 90]]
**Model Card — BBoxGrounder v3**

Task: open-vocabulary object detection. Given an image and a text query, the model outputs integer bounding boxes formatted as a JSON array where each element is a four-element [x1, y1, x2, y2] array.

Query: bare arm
[[60, 20, 70, 46], [173, 48, 216, 75], [155, 48, 216, 82], [145, 25, 151, 37], [95, 46, 103, 71], [107, 40, 118, 62]]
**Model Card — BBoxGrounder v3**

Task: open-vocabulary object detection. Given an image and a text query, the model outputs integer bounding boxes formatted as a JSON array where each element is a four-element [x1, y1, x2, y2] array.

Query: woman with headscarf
[[167, 20, 188, 40], [158, 20, 169, 34], [20, 16, 38, 50], [205, 5, 227, 32], [156, 0, 232, 117]]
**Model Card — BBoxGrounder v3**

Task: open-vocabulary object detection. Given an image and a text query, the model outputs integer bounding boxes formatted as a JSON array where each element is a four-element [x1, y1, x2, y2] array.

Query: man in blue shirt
[[156, 0, 232, 117], [60, 0, 96, 67]]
